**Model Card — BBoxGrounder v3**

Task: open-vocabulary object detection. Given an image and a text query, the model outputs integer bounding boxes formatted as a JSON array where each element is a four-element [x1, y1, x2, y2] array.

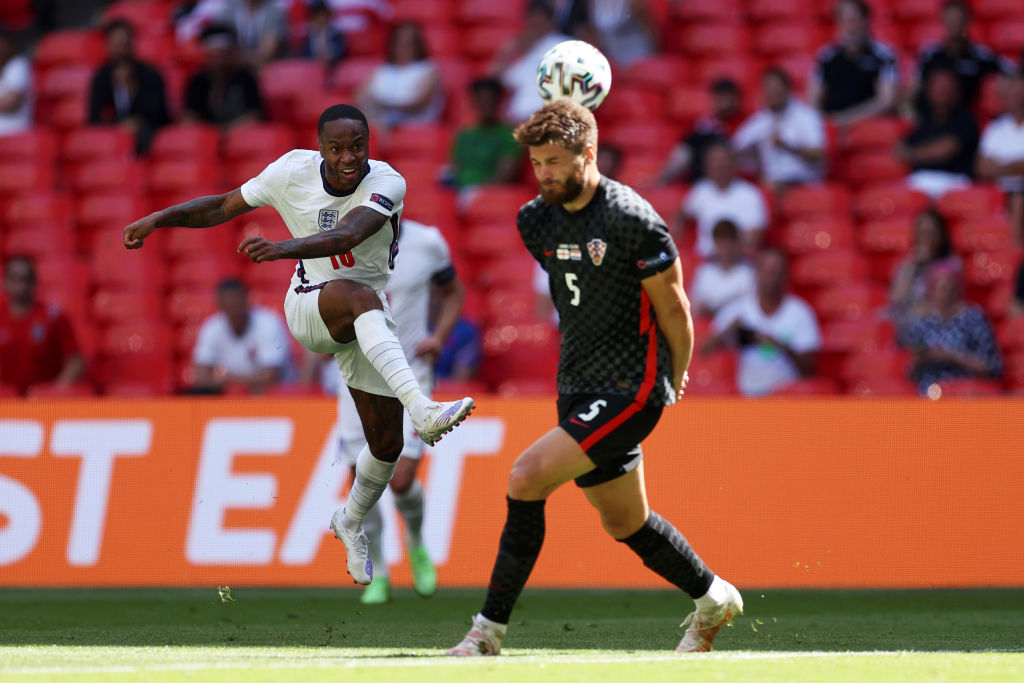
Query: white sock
[[344, 446, 397, 526], [361, 503, 388, 579], [694, 575, 729, 611], [353, 310, 425, 411], [475, 612, 508, 635], [394, 479, 425, 548]]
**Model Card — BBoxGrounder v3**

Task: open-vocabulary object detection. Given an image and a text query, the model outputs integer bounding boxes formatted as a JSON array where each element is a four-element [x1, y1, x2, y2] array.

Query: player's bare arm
[[239, 206, 387, 263], [414, 278, 465, 361], [641, 259, 694, 400], [123, 189, 255, 249]]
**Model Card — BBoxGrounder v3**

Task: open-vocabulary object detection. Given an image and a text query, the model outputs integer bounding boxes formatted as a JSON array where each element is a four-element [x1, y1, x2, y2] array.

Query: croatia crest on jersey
[[318, 208, 339, 232], [587, 238, 607, 266]]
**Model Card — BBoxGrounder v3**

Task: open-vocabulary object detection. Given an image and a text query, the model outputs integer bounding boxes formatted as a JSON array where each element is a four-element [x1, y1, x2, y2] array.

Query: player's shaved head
[[318, 104, 369, 137], [514, 100, 597, 155]]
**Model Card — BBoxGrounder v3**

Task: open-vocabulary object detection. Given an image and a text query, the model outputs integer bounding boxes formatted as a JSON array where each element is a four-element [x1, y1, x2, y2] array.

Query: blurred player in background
[[122, 104, 474, 586], [338, 217, 465, 604], [449, 100, 742, 657]]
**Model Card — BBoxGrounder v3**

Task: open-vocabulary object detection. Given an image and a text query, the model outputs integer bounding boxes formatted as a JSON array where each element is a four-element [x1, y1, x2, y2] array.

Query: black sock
[[619, 510, 713, 598], [480, 496, 546, 624]]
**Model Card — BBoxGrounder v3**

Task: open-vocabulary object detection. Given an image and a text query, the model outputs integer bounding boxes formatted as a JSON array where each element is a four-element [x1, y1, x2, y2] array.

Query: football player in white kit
[[338, 217, 464, 604], [122, 104, 474, 586]]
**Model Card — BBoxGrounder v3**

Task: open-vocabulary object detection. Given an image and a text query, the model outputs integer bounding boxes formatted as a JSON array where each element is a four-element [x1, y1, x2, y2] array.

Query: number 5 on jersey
[[565, 273, 580, 306], [330, 252, 355, 269]]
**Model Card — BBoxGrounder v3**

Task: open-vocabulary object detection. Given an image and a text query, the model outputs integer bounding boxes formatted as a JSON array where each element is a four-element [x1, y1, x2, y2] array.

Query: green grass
[[1, 588, 1022, 682]]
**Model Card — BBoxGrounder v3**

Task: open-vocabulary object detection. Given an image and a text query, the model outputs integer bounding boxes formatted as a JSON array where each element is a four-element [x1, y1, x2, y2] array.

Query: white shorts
[[283, 283, 396, 397], [337, 356, 433, 464]]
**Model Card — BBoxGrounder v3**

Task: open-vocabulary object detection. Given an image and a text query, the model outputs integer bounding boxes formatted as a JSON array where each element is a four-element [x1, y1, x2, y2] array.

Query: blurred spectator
[[174, 0, 229, 44], [88, 19, 170, 156], [896, 68, 978, 199], [557, 0, 658, 67], [597, 141, 623, 180], [678, 141, 767, 257], [1014, 260, 1024, 317], [900, 260, 1002, 395], [448, 78, 521, 191], [690, 219, 756, 318], [357, 21, 443, 130], [298, 0, 345, 65], [190, 278, 292, 393], [704, 248, 821, 397], [0, 26, 32, 136], [183, 24, 264, 128], [222, 0, 286, 69], [809, 0, 898, 126], [977, 68, 1024, 247], [434, 317, 482, 381], [733, 67, 826, 193], [912, 0, 1013, 116], [492, 0, 570, 124], [656, 77, 742, 184], [0, 257, 84, 395], [890, 208, 961, 324]]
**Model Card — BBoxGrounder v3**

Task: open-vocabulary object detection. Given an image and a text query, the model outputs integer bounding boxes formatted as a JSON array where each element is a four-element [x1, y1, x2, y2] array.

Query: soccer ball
[[536, 40, 612, 111]]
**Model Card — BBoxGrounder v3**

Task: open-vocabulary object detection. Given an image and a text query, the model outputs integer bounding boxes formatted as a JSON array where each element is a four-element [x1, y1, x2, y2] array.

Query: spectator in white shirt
[[678, 141, 768, 257], [690, 220, 756, 319], [733, 67, 827, 194], [358, 21, 443, 130], [191, 278, 293, 393], [0, 28, 32, 136], [977, 68, 1024, 247], [703, 248, 821, 396]]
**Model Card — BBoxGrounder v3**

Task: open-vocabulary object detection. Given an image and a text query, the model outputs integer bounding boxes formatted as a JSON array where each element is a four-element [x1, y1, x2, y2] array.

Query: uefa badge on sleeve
[[587, 238, 607, 266]]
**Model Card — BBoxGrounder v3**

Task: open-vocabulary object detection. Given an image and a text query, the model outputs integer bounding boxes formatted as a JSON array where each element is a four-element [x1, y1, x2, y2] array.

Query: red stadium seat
[[0, 129, 58, 164], [821, 318, 894, 353], [780, 183, 853, 219], [288, 91, 348, 130], [329, 57, 383, 94], [603, 122, 678, 156], [394, 0, 456, 24], [846, 375, 918, 396], [974, 0, 1023, 20], [844, 117, 910, 153], [890, 0, 938, 22], [747, 0, 819, 22], [456, 0, 521, 24], [754, 22, 825, 57], [5, 191, 72, 231], [986, 283, 1014, 321], [90, 288, 164, 324], [0, 159, 55, 197], [433, 378, 489, 398], [460, 24, 520, 60], [475, 254, 537, 290], [149, 159, 221, 196], [166, 288, 219, 325], [460, 185, 535, 225], [384, 123, 452, 161], [936, 185, 1005, 221], [150, 123, 220, 162], [70, 159, 147, 195], [223, 122, 296, 162], [814, 283, 886, 322], [480, 322, 559, 386], [161, 226, 235, 258], [771, 377, 841, 396], [792, 250, 870, 287], [62, 127, 136, 165], [855, 183, 930, 220], [781, 218, 856, 254], [260, 60, 329, 123], [97, 323, 175, 394], [103, 0, 171, 34], [25, 382, 97, 398], [695, 57, 759, 92], [77, 193, 148, 235], [987, 21, 1024, 56], [616, 154, 666, 189], [842, 152, 908, 186], [33, 30, 106, 70], [642, 186, 687, 225], [666, 85, 712, 126], [169, 254, 243, 289], [483, 288, 543, 325], [997, 316, 1024, 353], [462, 223, 528, 261], [859, 218, 914, 254], [223, 157, 270, 189], [244, 258, 296, 291], [91, 247, 167, 292], [952, 217, 1015, 253], [670, 0, 742, 23], [595, 87, 666, 124], [619, 55, 691, 92], [1004, 351, 1024, 390], [3, 225, 74, 258], [965, 250, 1018, 287], [841, 349, 911, 382], [686, 351, 737, 396], [37, 65, 94, 101], [679, 23, 751, 56]]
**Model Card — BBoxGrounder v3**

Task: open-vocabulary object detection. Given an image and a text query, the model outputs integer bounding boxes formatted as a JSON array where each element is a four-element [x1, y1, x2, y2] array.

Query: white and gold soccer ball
[[536, 40, 612, 111]]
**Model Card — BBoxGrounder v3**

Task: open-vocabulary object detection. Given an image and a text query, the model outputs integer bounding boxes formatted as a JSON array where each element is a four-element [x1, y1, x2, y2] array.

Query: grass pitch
[[1, 588, 1022, 682]]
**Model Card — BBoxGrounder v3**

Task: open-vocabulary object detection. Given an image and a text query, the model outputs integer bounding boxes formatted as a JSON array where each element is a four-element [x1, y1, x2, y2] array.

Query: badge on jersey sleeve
[[587, 238, 607, 266], [318, 208, 339, 232]]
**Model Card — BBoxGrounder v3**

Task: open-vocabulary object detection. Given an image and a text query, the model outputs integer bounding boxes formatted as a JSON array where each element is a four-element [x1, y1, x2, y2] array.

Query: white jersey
[[385, 219, 454, 358], [240, 150, 406, 292]]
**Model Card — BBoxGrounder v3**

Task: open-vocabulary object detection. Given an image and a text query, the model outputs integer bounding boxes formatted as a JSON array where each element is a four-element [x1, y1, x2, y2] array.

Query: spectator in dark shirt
[[656, 77, 742, 184], [809, 0, 898, 126], [298, 0, 345, 65], [0, 256, 84, 395], [183, 24, 263, 128], [897, 68, 979, 199], [913, 0, 1013, 116], [890, 208, 961, 326], [88, 18, 169, 155]]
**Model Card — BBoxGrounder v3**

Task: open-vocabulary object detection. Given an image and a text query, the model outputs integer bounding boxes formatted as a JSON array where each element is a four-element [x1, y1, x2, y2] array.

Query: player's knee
[[367, 433, 403, 463], [507, 460, 546, 499], [599, 510, 645, 539], [389, 468, 415, 494]]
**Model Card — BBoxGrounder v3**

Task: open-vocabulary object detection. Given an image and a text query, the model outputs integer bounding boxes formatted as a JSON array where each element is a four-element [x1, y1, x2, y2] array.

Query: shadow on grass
[[1, 588, 1022, 654]]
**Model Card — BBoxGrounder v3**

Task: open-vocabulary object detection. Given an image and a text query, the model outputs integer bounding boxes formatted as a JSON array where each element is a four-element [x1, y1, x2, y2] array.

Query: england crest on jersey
[[587, 238, 607, 266], [318, 208, 339, 232]]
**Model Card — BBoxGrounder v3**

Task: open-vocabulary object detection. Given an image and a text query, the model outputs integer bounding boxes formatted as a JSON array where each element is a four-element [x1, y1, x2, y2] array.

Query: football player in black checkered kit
[[449, 100, 743, 656]]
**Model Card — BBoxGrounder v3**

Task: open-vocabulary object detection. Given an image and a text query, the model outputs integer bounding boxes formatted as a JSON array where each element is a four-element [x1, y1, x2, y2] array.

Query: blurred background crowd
[[1, 0, 1024, 399]]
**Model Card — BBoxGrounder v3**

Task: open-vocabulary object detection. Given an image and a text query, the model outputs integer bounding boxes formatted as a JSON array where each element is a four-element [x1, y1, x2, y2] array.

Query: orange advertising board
[[1, 397, 1022, 589]]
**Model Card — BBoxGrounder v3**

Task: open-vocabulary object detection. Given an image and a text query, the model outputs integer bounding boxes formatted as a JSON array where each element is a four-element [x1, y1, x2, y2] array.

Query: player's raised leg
[[447, 428, 595, 656], [582, 463, 743, 653]]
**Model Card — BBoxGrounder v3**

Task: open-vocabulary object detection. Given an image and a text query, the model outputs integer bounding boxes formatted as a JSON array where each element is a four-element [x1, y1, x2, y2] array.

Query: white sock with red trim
[[353, 310, 426, 412]]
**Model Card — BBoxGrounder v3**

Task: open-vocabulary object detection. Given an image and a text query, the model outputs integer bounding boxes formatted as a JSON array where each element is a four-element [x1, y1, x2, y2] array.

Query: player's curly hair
[[513, 100, 597, 155]]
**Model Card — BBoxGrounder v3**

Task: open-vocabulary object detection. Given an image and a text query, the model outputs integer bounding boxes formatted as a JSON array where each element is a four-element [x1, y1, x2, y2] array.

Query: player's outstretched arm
[[641, 259, 694, 401], [123, 189, 256, 249], [239, 206, 387, 263]]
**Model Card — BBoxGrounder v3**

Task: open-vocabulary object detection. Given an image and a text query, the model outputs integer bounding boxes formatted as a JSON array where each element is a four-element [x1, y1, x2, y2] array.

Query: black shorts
[[557, 393, 663, 489]]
